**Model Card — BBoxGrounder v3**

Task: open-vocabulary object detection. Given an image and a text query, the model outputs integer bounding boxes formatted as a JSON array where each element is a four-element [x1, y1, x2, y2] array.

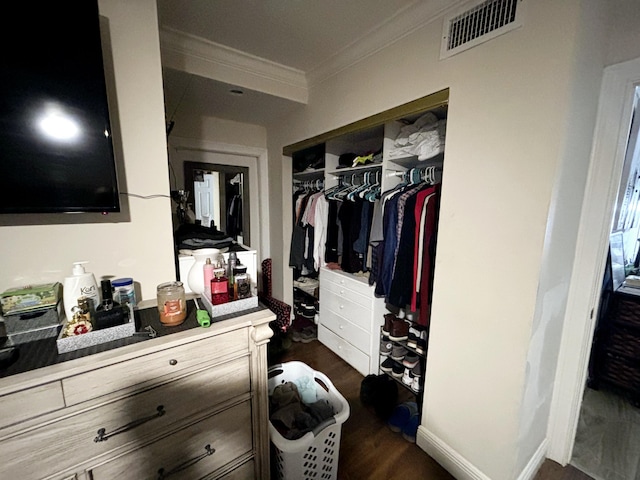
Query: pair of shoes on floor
[[360, 374, 398, 420], [387, 401, 420, 443], [291, 325, 317, 343]]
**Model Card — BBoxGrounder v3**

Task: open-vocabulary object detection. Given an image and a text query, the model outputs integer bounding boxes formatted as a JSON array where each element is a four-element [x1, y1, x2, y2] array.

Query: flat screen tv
[[0, 1, 120, 214]]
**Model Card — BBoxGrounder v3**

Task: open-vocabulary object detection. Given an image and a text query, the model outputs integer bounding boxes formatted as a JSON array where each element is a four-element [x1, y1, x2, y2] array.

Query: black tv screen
[[0, 1, 120, 214]]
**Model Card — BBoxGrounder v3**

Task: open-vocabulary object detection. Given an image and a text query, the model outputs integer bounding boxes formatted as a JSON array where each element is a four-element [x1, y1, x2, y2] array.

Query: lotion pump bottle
[[63, 262, 99, 321]]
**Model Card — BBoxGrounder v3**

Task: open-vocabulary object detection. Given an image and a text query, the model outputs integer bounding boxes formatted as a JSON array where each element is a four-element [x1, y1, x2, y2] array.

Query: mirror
[[183, 161, 250, 245]]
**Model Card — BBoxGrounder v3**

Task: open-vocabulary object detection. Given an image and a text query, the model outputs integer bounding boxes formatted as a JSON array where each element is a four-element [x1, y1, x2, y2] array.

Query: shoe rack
[[378, 313, 427, 405]]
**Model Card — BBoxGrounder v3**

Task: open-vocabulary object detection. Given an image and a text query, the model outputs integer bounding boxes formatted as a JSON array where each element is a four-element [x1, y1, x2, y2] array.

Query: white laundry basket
[[268, 361, 350, 480]]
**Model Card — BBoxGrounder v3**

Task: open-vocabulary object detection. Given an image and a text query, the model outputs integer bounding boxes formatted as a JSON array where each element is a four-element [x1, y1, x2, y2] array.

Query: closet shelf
[[293, 168, 325, 178], [386, 150, 444, 169], [327, 163, 382, 176]]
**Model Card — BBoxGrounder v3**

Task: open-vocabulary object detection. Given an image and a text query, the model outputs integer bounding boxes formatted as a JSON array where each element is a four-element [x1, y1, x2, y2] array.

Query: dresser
[[0, 306, 274, 480], [318, 267, 385, 375], [589, 289, 640, 405]]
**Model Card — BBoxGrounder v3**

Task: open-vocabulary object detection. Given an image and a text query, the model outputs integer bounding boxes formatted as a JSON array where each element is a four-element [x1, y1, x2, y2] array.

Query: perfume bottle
[[210, 267, 229, 305], [94, 279, 128, 329]]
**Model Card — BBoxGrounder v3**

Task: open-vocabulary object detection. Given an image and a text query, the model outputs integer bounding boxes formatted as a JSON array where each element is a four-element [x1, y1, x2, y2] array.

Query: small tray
[[200, 294, 258, 319], [56, 304, 135, 354]]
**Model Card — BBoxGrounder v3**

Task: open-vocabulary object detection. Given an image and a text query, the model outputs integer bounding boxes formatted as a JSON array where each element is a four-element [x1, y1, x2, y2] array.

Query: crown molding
[[159, 1, 468, 94], [160, 27, 308, 104], [307, 0, 466, 86]]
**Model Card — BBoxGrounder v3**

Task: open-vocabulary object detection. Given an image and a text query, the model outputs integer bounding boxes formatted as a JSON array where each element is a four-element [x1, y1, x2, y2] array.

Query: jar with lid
[[233, 264, 251, 300], [112, 277, 136, 308], [210, 267, 229, 305], [157, 281, 187, 326]]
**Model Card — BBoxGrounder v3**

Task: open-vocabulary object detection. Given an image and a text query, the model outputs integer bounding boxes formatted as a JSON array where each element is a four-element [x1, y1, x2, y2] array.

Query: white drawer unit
[[318, 267, 385, 375], [0, 307, 274, 480]]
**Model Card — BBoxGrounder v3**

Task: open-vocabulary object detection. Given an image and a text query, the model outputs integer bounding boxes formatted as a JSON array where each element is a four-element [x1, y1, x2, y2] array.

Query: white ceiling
[[156, 0, 458, 128]]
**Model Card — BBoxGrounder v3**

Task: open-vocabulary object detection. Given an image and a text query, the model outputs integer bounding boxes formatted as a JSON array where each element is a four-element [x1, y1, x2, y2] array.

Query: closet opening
[[281, 91, 449, 451]]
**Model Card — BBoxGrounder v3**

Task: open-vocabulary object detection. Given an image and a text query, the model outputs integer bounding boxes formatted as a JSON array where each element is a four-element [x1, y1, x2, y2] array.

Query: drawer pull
[[94, 405, 165, 442], [157, 444, 215, 479], [339, 305, 344, 309], [169, 359, 178, 366], [340, 289, 345, 295]]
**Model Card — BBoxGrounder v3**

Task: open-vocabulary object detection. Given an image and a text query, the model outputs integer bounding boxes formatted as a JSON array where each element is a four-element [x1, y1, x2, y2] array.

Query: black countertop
[[0, 302, 266, 379]]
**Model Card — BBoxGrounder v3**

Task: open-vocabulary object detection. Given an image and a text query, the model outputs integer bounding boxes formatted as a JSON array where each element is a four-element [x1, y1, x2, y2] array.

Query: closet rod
[[386, 166, 442, 178]]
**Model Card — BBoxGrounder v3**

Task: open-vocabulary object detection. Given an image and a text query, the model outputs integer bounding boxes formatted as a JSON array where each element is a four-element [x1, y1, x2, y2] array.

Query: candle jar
[[157, 281, 187, 326]]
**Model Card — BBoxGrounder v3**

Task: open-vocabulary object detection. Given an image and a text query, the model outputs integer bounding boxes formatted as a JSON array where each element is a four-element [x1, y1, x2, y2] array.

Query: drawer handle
[[169, 359, 178, 366], [94, 405, 165, 443], [157, 444, 215, 479], [339, 305, 344, 309], [340, 289, 345, 295], [339, 324, 344, 330]]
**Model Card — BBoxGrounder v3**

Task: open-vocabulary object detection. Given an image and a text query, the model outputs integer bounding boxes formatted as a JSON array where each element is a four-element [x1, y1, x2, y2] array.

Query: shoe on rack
[[391, 345, 407, 361], [416, 329, 428, 354], [402, 368, 413, 387], [402, 412, 420, 443], [392, 362, 404, 378], [387, 401, 419, 433], [389, 319, 409, 341], [380, 336, 392, 356], [380, 357, 394, 373], [402, 352, 419, 368], [411, 376, 423, 394], [410, 361, 423, 379], [382, 313, 396, 336], [407, 325, 421, 349]]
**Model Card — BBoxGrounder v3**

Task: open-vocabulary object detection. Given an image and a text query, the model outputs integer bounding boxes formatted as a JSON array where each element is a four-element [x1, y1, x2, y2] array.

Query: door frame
[[168, 136, 270, 261], [547, 56, 640, 464]]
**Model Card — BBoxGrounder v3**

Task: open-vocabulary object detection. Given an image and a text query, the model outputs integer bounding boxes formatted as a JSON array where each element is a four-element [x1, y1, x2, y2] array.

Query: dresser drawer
[[321, 278, 372, 309], [320, 308, 370, 354], [318, 324, 369, 376], [0, 381, 65, 430], [322, 290, 372, 332], [63, 329, 248, 406], [89, 401, 253, 479], [0, 356, 250, 480], [321, 267, 373, 297], [219, 460, 255, 479]]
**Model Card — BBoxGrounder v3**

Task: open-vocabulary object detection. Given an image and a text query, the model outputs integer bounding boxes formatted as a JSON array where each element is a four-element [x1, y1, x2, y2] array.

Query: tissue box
[[56, 304, 135, 354], [1, 282, 61, 316]]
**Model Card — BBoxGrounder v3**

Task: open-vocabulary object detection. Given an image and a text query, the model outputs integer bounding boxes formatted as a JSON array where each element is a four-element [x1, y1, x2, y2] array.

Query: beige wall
[[0, 0, 175, 302], [267, 1, 610, 478]]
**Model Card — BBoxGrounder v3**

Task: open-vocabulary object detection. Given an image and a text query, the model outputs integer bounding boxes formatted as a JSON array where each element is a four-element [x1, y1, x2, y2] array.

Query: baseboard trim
[[416, 426, 491, 480], [416, 426, 548, 480], [517, 439, 548, 480]]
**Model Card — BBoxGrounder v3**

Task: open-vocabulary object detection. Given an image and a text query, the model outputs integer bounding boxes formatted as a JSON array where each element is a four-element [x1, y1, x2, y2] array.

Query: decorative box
[[5, 303, 63, 345], [1, 282, 61, 316]]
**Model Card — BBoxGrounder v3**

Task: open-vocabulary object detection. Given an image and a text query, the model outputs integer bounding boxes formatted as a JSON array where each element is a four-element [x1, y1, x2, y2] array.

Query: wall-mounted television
[[0, 1, 120, 214]]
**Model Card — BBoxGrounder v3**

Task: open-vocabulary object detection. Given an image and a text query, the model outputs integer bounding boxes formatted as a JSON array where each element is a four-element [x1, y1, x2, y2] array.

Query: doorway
[[548, 57, 640, 468], [570, 86, 640, 479]]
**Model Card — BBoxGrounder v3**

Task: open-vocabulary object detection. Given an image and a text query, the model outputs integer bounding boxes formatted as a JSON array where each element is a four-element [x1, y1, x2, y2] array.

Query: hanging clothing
[[370, 178, 441, 327]]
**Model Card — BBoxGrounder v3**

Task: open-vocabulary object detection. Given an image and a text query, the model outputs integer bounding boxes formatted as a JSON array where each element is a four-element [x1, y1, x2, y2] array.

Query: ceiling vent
[[440, 0, 524, 59]]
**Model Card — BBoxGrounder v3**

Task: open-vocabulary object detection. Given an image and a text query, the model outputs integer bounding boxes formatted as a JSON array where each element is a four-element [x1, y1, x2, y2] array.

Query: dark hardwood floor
[[268, 334, 593, 480]]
